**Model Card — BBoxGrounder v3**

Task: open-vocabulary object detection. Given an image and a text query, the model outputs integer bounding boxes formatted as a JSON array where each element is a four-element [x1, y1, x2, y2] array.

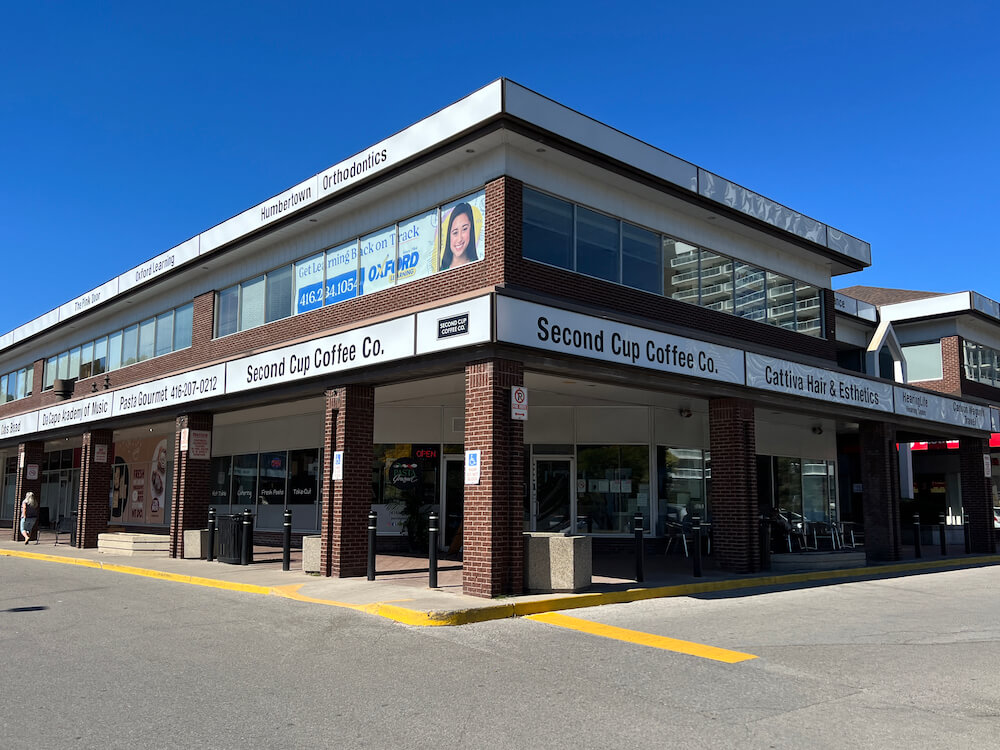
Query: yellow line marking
[[526, 611, 757, 663], [4, 548, 1000, 628]]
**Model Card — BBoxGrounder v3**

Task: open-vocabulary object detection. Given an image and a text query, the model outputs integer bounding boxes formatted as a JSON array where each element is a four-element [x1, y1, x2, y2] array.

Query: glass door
[[440, 455, 464, 552], [531, 456, 575, 533]]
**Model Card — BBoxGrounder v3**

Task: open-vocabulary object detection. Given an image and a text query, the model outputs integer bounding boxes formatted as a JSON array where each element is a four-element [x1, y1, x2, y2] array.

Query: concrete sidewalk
[[3, 531, 999, 626]]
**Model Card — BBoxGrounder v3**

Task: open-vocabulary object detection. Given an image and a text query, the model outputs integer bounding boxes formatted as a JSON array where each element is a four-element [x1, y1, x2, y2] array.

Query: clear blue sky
[[1, 1, 997, 335]]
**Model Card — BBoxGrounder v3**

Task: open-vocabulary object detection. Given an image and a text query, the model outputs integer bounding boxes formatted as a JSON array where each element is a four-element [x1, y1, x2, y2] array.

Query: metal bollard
[[206, 507, 216, 562], [282, 508, 292, 571], [938, 512, 947, 556], [964, 513, 971, 554], [367, 510, 377, 581], [428, 512, 439, 589], [240, 508, 253, 566], [913, 514, 922, 558], [692, 514, 703, 578], [634, 512, 644, 583]]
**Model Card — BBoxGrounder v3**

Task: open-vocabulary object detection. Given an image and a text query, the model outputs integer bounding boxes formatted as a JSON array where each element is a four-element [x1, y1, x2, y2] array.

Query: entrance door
[[532, 457, 575, 533], [440, 456, 464, 552]]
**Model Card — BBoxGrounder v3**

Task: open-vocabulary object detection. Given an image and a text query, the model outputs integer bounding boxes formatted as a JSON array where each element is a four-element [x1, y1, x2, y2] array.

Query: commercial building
[[1, 80, 996, 597]]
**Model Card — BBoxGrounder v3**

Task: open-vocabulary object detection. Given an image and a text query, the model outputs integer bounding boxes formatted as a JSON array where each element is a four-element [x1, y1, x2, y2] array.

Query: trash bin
[[216, 514, 252, 564]]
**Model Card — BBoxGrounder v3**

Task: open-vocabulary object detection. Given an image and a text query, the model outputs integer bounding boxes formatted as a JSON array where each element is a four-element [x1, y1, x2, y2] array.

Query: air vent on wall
[[52, 378, 76, 400]]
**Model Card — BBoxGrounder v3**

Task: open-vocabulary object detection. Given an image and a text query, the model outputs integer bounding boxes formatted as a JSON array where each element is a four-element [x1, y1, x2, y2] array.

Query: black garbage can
[[216, 514, 252, 564]]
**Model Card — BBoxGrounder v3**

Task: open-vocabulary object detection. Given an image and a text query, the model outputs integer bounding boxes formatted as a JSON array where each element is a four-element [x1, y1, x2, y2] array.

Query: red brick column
[[12, 441, 43, 541], [959, 437, 996, 554], [320, 385, 374, 578], [708, 398, 759, 573], [859, 420, 901, 561], [462, 359, 525, 598], [77, 429, 114, 548], [169, 413, 214, 558]]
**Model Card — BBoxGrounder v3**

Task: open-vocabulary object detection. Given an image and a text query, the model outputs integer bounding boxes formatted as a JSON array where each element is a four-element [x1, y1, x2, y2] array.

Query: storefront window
[[576, 445, 650, 533], [621, 222, 660, 294], [699, 250, 734, 314], [371, 444, 439, 548], [265, 266, 293, 323], [576, 207, 620, 283], [523, 188, 573, 270], [795, 281, 823, 336], [663, 239, 700, 304], [766, 272, 796, 330], [210, 456, 233, 507], [217, 286, 239, 337], [232, 454, 258, 506], [734, 262, 766, 323], [776, 457, 803, 524], [656, 447, 709, 533], [155, 311, 174, 357], [239, 276, 266, 331]]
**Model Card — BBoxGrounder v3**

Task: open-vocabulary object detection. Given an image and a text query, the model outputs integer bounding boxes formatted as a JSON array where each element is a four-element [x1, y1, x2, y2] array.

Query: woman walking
[[20, 492, 39, 544]]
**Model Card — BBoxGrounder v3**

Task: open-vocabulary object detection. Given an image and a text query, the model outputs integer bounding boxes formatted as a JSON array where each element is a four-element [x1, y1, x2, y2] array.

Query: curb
[[4, 548, 999, 626]]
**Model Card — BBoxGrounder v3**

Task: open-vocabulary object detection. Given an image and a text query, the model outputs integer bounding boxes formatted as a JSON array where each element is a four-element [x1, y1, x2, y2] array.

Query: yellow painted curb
[[4, 547, 999, 627]]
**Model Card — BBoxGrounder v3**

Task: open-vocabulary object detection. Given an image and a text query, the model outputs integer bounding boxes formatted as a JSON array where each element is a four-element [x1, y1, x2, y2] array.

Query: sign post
[[511, 386, 528, 421]]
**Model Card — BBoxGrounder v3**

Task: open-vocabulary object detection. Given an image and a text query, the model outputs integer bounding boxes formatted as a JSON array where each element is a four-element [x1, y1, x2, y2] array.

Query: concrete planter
[[523, 532, 592, 593], [302, 535, 321, 573]]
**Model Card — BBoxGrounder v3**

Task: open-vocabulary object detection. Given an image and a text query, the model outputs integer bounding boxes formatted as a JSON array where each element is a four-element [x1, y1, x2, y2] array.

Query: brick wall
[[462, 358, 525, 598], [12, 441, 43, 541], [320, 385, 374, 578], [912, 336, 963, 396], [708, 398, 759, 573], [959, 437, 996, 554], [168, 413, 214, 558], [78, 429, 113, 548], [860, 420, 901, 561]]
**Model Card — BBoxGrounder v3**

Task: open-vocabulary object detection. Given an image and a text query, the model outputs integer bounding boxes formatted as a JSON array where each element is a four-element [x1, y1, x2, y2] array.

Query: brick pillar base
[[78, 430, 114, 548], [321, 385, 374, 578], [12, 441, 44, 541], [708, 398, 759, 573], [462, 359, 524, 598], [959, 437, 996, 554], [169, 413, 214, 558], [860, 420, 901, 562]]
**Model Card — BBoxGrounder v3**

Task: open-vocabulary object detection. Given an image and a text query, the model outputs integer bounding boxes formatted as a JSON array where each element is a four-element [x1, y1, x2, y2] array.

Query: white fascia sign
[[224, 316, 416, 394], [893, 387, 992, 431], [746, 353, 894, 413], [37, 393, 113, 433], [113, 363, 227, 418], [497, 297, 745, 385], [0, 411, 39, 441], [415, 295, 492, 355], [118, 237, 200, 294]]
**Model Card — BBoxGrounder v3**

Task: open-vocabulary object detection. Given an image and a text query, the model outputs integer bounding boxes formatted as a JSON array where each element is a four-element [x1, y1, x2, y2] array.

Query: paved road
[[2, 558, 998, 749]]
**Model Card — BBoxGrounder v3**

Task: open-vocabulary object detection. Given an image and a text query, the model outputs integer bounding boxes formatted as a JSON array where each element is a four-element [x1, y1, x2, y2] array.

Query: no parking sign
[[511, 386, 527, 421]]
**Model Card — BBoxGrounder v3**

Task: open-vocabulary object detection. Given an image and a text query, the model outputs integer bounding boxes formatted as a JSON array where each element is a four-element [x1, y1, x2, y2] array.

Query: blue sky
[[1, 1, 997, 335]]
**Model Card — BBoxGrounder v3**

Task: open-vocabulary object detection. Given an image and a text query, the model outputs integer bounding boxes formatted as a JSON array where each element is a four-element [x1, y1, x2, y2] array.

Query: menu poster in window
[[325, 242, 359, 306], [436, 191, 485, 272], [111, 436, 169, 525], [396, 209, 438, 286], [358, 226, 396, 296]]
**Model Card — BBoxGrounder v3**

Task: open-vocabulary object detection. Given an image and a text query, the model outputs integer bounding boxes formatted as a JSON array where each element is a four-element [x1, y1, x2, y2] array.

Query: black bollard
[[240, 508, 253, 566], [938, 512, 947, 556], [634, 512, 644, 583], [206, 507, 216, 562], [964, 513, 971, 554], [692, 514, 703, 578], [282, 508, 292, 571], [367, 510, 377, 581], [913, 513, 922, 558], [428, 511, 439, 589]]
